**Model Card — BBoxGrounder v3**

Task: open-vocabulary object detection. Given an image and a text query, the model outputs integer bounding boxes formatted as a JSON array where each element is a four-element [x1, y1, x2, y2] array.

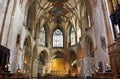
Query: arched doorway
[[84, 36, 95, 76], [69, 49, 77, 76], [51, 51, 65, 75], [38, 50, 49, 76]]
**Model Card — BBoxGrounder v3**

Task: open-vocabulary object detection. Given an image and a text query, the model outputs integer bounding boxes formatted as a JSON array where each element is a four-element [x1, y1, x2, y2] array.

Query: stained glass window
[[70, 27, 76, 46], [53, 29, 63, 47], [40, 27, 45, 46]]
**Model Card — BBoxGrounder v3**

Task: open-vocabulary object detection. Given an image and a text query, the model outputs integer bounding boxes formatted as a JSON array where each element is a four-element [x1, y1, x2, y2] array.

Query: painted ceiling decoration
[[49, 7, 67, 16], [33, 0, 85, 29], [48, 0, 68, 25]]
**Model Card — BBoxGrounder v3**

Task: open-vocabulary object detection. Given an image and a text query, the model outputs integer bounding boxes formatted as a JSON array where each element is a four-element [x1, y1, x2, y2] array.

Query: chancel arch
[[51, 50, 66, 75]]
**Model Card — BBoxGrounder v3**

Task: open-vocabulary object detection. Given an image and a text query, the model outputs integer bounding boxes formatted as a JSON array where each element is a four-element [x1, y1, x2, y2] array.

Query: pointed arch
[[52, 51, 65, 59], [37, 50, 49, 76], [38, 50, 49, 65], [51, 50, 66, 75], [68, 49, 77, 64]]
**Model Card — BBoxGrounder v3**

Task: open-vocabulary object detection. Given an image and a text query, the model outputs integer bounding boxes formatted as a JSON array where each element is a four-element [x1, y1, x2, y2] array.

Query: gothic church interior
[[0, 0, 120, 79]]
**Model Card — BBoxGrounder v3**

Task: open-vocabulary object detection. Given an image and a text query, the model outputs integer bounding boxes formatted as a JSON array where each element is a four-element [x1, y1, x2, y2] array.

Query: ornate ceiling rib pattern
[[26, 0, 92, 32]]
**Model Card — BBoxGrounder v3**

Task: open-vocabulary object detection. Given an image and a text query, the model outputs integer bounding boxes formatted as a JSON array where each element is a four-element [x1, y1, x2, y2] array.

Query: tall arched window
[[77, 28, 81, 43], [70, 27, 76, 46], [88, 15, 91, 27], [40, 27, 45, 46], [53, 29, 63, 47]]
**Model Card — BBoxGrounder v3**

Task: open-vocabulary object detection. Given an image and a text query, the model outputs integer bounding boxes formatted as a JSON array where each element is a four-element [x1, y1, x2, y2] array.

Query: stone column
[[77, 59, 84, 77], [0, 0, 9, 42], [32, 59, 38, 77]]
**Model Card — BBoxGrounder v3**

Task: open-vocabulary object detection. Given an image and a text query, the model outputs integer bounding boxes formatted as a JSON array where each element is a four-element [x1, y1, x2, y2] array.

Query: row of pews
[[38, 74, 84, 79], [0, 71, 29, 79], [87, 72, 114, 79]]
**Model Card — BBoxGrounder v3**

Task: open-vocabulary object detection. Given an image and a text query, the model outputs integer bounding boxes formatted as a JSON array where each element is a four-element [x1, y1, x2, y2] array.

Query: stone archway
[[51, 51, 66, 75], [38, 50, 49, 76], [68, 49, 77, 76]]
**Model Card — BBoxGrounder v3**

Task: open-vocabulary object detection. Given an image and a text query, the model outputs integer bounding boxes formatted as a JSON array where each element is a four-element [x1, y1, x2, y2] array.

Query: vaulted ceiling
[[26, 0, 92, 31]]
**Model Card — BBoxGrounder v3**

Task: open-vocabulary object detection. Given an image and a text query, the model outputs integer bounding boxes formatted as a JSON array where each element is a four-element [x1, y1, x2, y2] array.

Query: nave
[[1, 0, 120, 79]]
